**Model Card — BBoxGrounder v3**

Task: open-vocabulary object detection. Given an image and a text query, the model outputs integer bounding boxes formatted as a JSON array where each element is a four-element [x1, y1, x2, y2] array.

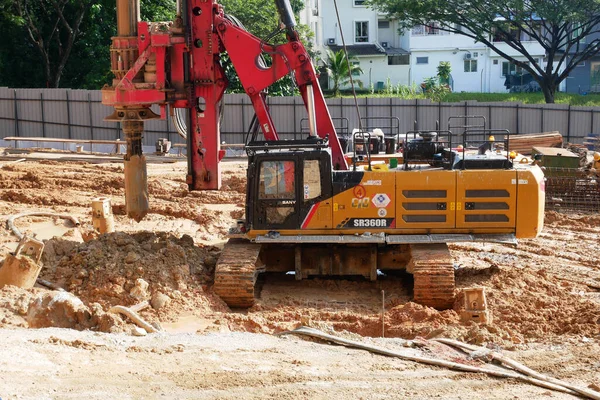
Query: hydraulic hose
[[7, 212, 80, 240]]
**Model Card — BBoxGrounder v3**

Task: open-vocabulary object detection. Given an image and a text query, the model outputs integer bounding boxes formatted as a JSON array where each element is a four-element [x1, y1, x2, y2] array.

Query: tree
[[218, 0, 313, 95], [0, 0, 309, 91], [0, 0, 178, 89], [368, 0, 600, 103], [437, 61, 451, 86], [13, 0, 89, 88], [68, 0, 175, 89], [323, 49, 364, 96]]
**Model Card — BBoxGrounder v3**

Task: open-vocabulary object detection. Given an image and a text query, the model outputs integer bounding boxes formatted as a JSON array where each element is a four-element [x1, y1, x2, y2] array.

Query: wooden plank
[[510, 131, 563, 155]]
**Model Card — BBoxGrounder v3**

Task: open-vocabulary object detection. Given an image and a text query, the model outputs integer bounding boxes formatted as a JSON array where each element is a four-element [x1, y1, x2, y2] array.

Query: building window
[[388, 55, 409, 65], [355, 21, 369, 43], [493, 59, 499, 65], [502, 61, 529, 76], [354, 0, 366, 6], [416, 56, 429, 65], [591, 62, 600, 88], [464, 59, 478, 72], [573, 24, 587, 43], [378, 20, 390, 29]]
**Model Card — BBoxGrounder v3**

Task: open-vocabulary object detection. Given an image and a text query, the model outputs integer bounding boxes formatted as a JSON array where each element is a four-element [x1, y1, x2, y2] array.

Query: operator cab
[[245, 139, 333, 231]]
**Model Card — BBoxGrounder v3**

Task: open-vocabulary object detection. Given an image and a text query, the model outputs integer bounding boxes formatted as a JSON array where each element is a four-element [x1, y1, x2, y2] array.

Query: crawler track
[[408, 243, 456, 310], [214, 239, 264, 308]]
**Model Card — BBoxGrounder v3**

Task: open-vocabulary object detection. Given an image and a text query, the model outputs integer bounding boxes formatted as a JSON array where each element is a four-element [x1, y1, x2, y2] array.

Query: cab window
[[259, 161, 295, 199], [303, 159, 322, 201]]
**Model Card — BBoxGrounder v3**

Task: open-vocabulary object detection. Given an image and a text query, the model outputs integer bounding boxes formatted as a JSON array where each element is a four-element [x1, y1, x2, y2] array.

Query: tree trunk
[[540, 78, 556, 104]]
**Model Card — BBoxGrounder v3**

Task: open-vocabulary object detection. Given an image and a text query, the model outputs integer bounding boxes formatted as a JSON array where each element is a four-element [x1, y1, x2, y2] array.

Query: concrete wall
[[410, 49, 487, 93], [353, 56, 410, 89]]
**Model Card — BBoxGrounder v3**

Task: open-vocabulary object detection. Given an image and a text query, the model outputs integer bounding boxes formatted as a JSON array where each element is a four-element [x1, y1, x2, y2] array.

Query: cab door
[[252, 158, 299, 230], [298, 154, 333, 230]]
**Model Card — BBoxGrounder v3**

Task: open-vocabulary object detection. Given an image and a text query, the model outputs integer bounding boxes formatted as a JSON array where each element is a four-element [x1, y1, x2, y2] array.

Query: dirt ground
[[0, 151, 599, 399]]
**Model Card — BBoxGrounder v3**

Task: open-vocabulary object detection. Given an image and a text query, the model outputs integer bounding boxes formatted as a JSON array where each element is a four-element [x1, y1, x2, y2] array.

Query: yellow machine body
[[247, 164, 544, 239]]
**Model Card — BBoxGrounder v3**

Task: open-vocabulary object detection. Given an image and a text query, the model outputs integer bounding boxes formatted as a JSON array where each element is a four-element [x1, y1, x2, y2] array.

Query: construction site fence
[[1, 87, 599, 153]]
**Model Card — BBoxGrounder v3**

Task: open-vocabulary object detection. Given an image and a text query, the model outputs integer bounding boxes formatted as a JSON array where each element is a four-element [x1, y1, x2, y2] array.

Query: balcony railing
[[411, 25, 450, 36]]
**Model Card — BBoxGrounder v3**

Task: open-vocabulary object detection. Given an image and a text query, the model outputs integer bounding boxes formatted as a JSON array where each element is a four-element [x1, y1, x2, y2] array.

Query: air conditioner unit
[[327, 38, 336, 45], [464, 53, 472, 60], [381, 41, 388, 48]]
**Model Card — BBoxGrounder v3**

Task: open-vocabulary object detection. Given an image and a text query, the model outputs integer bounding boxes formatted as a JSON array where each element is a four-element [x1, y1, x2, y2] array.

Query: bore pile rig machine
[[102, 0, 346, 221]]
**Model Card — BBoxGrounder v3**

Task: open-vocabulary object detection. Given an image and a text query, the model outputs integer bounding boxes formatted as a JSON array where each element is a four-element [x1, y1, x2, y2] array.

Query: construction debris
[[284, 326, 600, 400], [509, 131, 563, 154], [109, 304, 158, 334], [460, 287, 491, 324], [27, 291, 92, 329], [0, 237, 45, 289], [91, 197, 115, 234]]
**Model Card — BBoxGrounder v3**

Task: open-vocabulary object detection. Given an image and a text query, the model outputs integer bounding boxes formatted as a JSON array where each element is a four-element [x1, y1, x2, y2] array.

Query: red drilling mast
[[102, 0, 347, 221]]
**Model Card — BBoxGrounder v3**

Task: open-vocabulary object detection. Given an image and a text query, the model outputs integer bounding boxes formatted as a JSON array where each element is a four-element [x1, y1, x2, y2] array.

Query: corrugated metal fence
[[1, 87, 598, 151]]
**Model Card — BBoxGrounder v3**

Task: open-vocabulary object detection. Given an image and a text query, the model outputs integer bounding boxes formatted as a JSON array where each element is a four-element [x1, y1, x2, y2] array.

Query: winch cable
[[333, 0, 363, 133], [333, 0, 370, 170]]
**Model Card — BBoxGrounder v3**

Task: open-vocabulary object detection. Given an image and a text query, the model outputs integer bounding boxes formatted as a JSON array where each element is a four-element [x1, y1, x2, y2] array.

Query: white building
[[300, 1, 558, 93], [301, 0, 411, 90]]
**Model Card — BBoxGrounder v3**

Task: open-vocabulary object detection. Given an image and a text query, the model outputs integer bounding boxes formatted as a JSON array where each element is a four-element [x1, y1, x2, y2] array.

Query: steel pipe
[[116, 0, 140, 37]]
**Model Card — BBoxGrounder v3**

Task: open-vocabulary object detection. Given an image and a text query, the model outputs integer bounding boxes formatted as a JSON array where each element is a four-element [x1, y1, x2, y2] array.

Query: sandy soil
[[0, 151, 599, 399]]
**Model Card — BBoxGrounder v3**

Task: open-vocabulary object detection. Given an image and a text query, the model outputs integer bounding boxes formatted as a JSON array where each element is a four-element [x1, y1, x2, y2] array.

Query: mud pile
[[40, 232, 228, 323], [0, 285, 37, 328], [544, 210, 600, 227], [485, 267, 600, 340], [226, 265, 600, 346]]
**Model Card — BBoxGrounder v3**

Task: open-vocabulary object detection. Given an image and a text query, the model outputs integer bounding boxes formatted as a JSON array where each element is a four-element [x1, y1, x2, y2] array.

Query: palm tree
[[323, 49, 364, 96]]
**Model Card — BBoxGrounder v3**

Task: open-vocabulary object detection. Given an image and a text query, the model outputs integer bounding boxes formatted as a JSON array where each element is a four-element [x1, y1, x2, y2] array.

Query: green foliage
[[0, 0, 309, 93], [426, 85, 451, 102], [397, 83, 420, 98], [218, 0, 311, 95], [0, 1, 43, 87], [419, 76, 450, 102], [385, 77, 393, 96], [368, 0, 600, 103], [323, 49, 364, 96], [437, 62, 451, 85], [140, 0, 176, 21], [441, 92, 600, 106], [340, 91, 600, 106], [421, 77, 438, 92], [0, 0, 176, 89]]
